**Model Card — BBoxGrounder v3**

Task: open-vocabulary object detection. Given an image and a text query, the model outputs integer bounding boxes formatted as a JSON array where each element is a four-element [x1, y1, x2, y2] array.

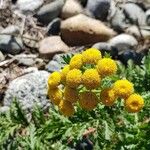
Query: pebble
[[146, 9, 150, 25], [86, 0, 111, 21], [0, 35, 23, 55], [35, 0, 64, 25], [109, 34, 138, 52], [15, 0, 44, 13], [46, 60, 62, 72], [39, 36, 69, 58], [0, 51, 5, 62], [0, 106, 10, 114], [61, 0, 83, 19], [1, 25, 20, 35], [61, 14, 116, 46], [4, 71, 50, 113], [47, 18, 61, 35], [123, 3, 146, 25]]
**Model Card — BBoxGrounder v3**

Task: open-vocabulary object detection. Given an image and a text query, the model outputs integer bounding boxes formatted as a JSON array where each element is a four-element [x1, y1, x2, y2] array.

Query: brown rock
[[39, 36, 69, 58], [61, 14, 116, 46], [61, 0, 83, 19]]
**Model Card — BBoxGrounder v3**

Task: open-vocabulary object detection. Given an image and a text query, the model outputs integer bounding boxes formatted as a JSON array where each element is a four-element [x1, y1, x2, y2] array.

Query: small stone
[[47, 18, 61, 35], [146, 9, 150, 25], [86, 0, 111, 21], [109, 34, 138, 52], [61, 14, 116, 46], [46, 60, 62, 72], [15, 0, 44, 13], [61, 0, 83, 19], [4, 71, 50, 112], [39, 36, 69, 58], [1, 25, 20, 35], [0, 51, 5, 62], [0, 35, 23, 55], [35, 0, 64, 25], [0, 106, 10, 114], [123, 3, 146, 25]]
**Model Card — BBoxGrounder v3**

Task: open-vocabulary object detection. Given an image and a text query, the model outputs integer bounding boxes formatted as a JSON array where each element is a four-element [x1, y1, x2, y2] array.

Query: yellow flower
[[48, 88, 62, 105], [69, 54, 83, 70], [64, 86, 79, 103], [66, 69, 82, 88], [59, 100, 75, 117], [82, 69, 101, 89], [61, 65, 70, 83], [82, 48, 102, 64], [97, 58, 117, 77], [113, 79, 134, 98], [125, 94, 144, 113], [79, 92, 98, 111], [100, 88, 117, 106], [48, 72, 61, 89]]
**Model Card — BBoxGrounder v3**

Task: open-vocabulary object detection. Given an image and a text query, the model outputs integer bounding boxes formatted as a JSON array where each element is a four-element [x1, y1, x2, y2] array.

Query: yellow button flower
[[59, 100, 75, 117], [113, 79, 134, 98], [97, 58, 117, 77], [61, 65, 70, 83], [48, 88, 62, 105], [64, 86, 79, 103], [82, 48, 102, 64], [69, 54, 83, 70], [100, 88, 117, 106], [82, 69, 101, 89], [48, 72, 61, 89], [125, 94, 144, 113], [66, 69, 82, 88], [79, 92, 98, 111]]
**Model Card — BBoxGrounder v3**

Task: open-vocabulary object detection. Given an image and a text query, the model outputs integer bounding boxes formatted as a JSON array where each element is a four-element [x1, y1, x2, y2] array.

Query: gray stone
[[92, 42, 112, 51], [4, 71, 50, 112], [109, 34, 138, 51], [1, 25, 20, 35], [0, 35, 23, 55], [39, 36, 69, 58], [46, 60, 62, 72], [123, 3, 146, 25], [47, 18, 61, 35], [0, 51, 5, 62], [0, 106, 10, 114], [18, 58, 35, 66], [16, 0, 44, 13], [35, 0, 64, 25], [86, 0, 111, 21], [146, 9, 150, 26]]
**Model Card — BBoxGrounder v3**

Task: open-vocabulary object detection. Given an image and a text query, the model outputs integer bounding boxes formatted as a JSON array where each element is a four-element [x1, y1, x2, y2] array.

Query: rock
[[0, 51, 5, 62], [39, 36, 69, 58], [47, 18, 61, 35], [15, 0, 44, 13], [61, 14, 116, 46], [109, 34, 138, 52], [1, 25, 20, 34], [46, 60, 62, 72], [126, 26, 150, 40], [0, 35, 23, 55], [146, 9, 150, 25], [4, 71, 50, 112], [35, 0, 64, 25], [86, 0, 111, 21], [123, 3, 146, 25], [0, 106, 10, 114], [61, 0, 83, 19]]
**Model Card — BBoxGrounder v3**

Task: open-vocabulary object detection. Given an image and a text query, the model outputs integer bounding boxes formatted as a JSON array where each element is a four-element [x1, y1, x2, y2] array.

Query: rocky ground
[[0, 0, 150, 113]]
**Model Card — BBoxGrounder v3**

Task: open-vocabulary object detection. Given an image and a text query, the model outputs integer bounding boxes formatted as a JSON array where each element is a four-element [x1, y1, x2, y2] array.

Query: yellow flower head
[[82, 48, 102, 64], [61, 65, 70, 83], [64, 86, 79, 103], [69, 54, 83, 70], [82, 69, 101, 89], [79, 92, 98, 111], [97, 58, 117, 77], [100, 88, 117, 106], [48, 88, 62, 105], [66, 69, 82, 88], [59, 100, 75, 117], [48, 72, 61, 89], [125, 94, 144, 113], [113, 79, 134, 98]]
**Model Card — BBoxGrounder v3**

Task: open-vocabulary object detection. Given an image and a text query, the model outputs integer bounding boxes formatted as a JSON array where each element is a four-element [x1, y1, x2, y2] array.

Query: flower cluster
[[47, 48, 144, 117]]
